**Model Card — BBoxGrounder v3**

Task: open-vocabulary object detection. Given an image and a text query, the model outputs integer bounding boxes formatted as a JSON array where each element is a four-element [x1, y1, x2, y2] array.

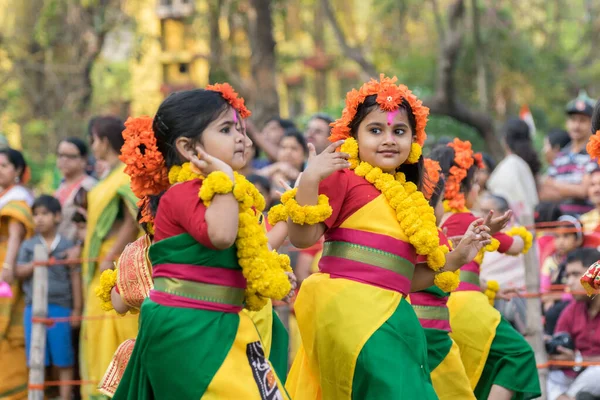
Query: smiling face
[[355, 106, 415, 173], [197, 108, 249, 171]]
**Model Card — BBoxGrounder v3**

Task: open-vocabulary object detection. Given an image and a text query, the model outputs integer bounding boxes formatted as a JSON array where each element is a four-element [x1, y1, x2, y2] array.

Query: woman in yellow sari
[[0, 148, 34, 399], [80, 117, 140, 399]]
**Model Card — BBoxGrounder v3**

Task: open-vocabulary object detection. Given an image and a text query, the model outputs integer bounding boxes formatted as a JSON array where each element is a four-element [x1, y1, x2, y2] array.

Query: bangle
[[280, 188, 332, 225], [504, 226, 533, 254], [199, 171, 234, 206], [267, 204, 287, 225]]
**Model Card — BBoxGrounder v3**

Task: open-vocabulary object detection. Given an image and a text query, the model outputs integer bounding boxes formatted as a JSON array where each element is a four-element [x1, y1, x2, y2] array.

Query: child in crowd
[[540, 216, 583, 312], [15, 195, 81, 400]]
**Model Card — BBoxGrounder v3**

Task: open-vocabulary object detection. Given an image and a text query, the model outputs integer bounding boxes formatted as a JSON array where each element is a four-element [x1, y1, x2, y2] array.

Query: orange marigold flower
[[377, 87, 403, 111], [587, 131, 600, 160], [206, 82, 251, 118], [120, 116, 170, 200], [443, 138, 478, 210], [474, 152, 485, 169], [423, 159, 441, 200]]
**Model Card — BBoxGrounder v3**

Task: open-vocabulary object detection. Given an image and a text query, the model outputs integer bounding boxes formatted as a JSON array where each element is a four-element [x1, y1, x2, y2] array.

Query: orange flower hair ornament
[[444, 138, 476, 211], [423, 158, 442, 201], [587, 130, 600, 161], [206, 82, 252, 119], [474, 152, 485, 169], [329, 74, 429, 164]]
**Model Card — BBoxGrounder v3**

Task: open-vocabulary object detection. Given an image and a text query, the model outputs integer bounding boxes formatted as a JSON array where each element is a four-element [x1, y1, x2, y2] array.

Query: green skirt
[[474, 317, 541, 400], [113, 299, 289, 399], [351, 299, 438, 400], [423, 328, 454, 373]]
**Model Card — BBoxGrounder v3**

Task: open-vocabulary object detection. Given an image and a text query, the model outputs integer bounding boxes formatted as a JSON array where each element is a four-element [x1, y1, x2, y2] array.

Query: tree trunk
[[470, 0, 490, 111], [321, 0, 377, 80], [247, 0, 280, 128], [424, 0, 503, 159]]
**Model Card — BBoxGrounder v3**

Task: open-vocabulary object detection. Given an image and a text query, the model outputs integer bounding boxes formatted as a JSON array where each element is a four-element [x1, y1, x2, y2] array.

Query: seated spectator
[[304, 113, 334, 154], [581, 168, 600, 233], [546, 248, 600, 400], [540, 91, 596, 217], [15, 195, 80, 400], [544, 128, 571, 166], [247, 174, 273, 212], [247, 117, 297, 163]]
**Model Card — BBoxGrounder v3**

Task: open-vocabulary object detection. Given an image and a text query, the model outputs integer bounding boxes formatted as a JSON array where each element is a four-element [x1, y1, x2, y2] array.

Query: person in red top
[[547, 248, 600, 400]]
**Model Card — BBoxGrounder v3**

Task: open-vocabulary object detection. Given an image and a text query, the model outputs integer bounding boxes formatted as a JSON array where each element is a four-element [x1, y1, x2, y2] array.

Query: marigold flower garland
[[170, 165, 291, 311], [504, 226, 533, 254], [473, 237, 500, 265], [484, 280, 500, 305], [96, 269, 120, 313], [278, 189, 332, 225], [422, 158, 459, 292], [340, 137, 447, 273], [329, 74, 429, 164]]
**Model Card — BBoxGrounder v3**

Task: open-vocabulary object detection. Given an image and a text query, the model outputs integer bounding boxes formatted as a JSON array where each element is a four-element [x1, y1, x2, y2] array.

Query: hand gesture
[[454, 218, 492, 265], [483, 210, 513, 235], [550, 346, 575, 362], [284, 272, 298, 303], [191, 146, 234, 178], [302, 141, 350, 184]]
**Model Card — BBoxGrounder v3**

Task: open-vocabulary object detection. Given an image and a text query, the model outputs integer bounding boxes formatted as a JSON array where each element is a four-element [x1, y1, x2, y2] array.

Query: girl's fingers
[[307, 143, 318, 159], [326, 140, 345, 153], [279, 179, 293, 191]]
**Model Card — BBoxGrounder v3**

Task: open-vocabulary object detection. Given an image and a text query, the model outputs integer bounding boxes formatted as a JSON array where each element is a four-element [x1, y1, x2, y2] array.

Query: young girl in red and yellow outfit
[[430, 139, 540, 400], [277, 75, 492, 399], [410, 158, 475, 400], [95, 85, 293, 399]]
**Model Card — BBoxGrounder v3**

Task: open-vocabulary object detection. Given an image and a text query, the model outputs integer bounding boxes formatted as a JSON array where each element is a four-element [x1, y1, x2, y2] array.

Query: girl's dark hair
[[281, 129, 309, 155], [144, 89, 233, 229], [592, 99, 600, 134], [247, 174, 272, 193], [153, 89, 230, 168], [89, 116, 126, 154], [0, 148, 27, 179], [503, 118, 541, 176], [349, 94, 424, 188], [546, 128, 570, 150], [429, 145, 478, 195], [534, 201, 562, 224], [59, 137, 88, 157], [428, 177, 446, 209], [480, 152, 496, 173]]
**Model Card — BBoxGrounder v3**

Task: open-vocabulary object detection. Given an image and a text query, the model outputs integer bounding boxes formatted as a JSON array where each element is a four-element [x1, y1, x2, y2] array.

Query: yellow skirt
[[0, 283, 27, 399], [80, 239, 139, 399], [431, 337, 476, 400], [447, 291, 501, 389]]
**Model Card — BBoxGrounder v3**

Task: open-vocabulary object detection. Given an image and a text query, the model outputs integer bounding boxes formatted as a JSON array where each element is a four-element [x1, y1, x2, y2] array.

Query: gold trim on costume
[[412, 305, 450, 321], [459, 270, 480, 287], [153, 277, 245, 306]]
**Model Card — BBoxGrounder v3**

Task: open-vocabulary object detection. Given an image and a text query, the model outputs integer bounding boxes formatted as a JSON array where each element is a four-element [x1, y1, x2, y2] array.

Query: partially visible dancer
[[80, 116, 140, 399], [431, 139, 541, 400]]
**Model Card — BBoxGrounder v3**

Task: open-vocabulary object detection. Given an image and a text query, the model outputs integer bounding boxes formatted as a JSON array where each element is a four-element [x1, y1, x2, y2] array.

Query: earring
[[14, 176, 20, 184]]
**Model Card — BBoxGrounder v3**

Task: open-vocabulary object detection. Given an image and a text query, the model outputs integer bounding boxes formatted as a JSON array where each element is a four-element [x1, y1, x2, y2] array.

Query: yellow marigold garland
[[504, 226, 533, 254], [169, 167, 291, 311], [484, 279, 500, 305], [406, 143, 423, 164], [95, 269, 123, 314], [267, 204, 288, 225], [280, 188, 333, 225], [474, 237, 500, 265], [340, 137, 447, 272]]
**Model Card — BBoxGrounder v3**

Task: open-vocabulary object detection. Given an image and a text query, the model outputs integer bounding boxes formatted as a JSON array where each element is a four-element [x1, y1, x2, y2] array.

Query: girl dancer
[[98, 84, 293, 399], [431, 139, 540, 400], [409, 158, 475, 400], [281, 75, 492, 399]]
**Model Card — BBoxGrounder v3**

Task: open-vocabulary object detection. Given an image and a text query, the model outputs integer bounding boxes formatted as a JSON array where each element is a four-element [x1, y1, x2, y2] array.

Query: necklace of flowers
[[168, 162, 292, 311], [340, 137, 450, 276]]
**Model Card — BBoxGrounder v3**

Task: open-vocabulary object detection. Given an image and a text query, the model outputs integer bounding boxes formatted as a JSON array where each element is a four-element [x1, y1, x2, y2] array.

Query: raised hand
[[302, 141, 350, 184], [483, 210, 513, 235], [191, 145, 234, 177], [454, 218, 492, 265]]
